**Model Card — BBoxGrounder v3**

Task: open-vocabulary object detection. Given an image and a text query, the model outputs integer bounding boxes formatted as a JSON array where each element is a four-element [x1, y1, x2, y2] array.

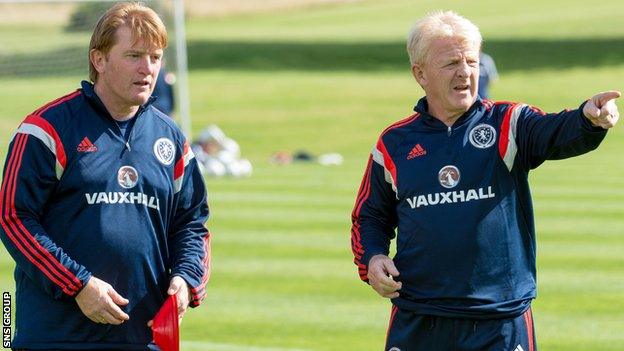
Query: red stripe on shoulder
[[22, 115, 66, 168], [173, 155, 184, 180], [527, 105, 547, 116], [481, 98, 495, 111], [376, 137, 397, 187], [493, 100, 520, 107], [173, 141, 191, 180], [32, 90, 81, 116], [380, 113, 420, 137], [498, 103, 518, 160]]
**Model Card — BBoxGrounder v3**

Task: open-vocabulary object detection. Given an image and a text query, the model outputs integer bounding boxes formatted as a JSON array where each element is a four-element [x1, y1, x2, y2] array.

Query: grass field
[[0, 0, 623, 350]]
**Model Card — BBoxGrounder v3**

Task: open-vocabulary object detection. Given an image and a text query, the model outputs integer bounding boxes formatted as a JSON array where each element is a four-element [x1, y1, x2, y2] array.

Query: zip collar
[[80, 80, 156, 122], [413, 96, 485, 130], [81, 80, 155, 151]]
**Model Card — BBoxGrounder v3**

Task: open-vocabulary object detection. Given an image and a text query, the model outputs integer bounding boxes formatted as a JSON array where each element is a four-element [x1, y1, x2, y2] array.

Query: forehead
[[112, 26, 163, 52], [429, 36, 479, 61]]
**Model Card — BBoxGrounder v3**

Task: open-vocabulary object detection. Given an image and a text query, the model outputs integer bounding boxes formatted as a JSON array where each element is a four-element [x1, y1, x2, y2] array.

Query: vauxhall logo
[[85, 192, 160, 211], [406, 165, 495, 209], [84, 165, 160, 210], [438, 165, 460, 188]]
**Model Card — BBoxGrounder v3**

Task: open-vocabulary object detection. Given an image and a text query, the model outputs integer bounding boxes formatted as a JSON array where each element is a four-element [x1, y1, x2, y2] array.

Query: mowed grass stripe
[[214, 229, 349, 248]]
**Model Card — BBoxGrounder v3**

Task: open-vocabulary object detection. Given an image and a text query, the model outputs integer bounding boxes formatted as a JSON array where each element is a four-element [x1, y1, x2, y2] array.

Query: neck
[[94, 83, 139, 121], [427, 104, 463, 127]]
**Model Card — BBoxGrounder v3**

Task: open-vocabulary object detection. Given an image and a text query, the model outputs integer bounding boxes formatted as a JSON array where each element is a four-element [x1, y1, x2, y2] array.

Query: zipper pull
[[447, 126, 452, 136], [126, 141, 131, 151]]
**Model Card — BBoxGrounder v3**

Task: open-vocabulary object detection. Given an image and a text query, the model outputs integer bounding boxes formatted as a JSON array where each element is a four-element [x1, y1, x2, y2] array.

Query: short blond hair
[[88, 2, 168, 82], [406, 11, 482, 66]]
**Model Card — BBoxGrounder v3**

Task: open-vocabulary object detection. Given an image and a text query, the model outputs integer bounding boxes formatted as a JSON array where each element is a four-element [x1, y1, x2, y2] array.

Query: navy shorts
[[385, 305, 537, 351]]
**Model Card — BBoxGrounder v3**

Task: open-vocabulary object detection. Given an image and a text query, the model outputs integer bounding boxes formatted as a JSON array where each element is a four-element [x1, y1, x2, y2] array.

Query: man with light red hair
[[0, 3, 210, 349]]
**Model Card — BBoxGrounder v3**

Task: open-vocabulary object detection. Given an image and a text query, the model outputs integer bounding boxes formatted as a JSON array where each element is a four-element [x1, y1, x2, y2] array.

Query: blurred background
[[0, 0, 622, 350]]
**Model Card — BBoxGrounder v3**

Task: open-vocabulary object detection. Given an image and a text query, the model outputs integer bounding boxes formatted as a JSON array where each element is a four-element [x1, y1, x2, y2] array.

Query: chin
[[131, 94, 150, 106], [459, 95, 476, 108], [451, 100, 473, 112]]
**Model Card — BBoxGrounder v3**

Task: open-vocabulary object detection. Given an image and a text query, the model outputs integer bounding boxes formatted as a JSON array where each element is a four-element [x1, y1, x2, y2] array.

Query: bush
[[66, 3, 112, 32]]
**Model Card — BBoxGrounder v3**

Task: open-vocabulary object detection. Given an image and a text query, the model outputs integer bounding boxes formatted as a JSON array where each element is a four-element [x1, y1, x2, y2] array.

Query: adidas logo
[[407, 143, 427, 159], [514, 345, 525, 351], [77, 137, 98, 152]]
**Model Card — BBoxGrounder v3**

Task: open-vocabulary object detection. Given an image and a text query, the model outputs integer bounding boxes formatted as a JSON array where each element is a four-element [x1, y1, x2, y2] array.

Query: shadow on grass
[[186, 37, 624, 73], [1, 37, 622, 78]]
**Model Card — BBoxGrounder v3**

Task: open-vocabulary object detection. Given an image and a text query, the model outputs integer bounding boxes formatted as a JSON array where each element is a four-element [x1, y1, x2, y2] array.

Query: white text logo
[[406, 186, 495, 209], [85, 192, 160, 211]]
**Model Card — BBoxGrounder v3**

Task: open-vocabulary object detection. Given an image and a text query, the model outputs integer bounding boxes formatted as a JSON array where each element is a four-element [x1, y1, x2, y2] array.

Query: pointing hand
[[583, 91, 621, 129]]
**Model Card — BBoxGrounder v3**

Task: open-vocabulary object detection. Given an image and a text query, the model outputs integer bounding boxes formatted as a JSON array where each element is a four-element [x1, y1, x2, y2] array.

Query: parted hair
[[406, 11, 482, 67], [88, 2, 168, 82]]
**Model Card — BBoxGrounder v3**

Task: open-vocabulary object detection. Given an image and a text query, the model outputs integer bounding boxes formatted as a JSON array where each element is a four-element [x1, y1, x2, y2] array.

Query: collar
[[413, 96, 485, 129], [80, 80, 156, 120]]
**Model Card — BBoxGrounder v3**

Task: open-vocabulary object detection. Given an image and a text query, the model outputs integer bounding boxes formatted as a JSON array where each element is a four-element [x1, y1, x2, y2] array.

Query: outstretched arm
[[503, 91, 620, 170]]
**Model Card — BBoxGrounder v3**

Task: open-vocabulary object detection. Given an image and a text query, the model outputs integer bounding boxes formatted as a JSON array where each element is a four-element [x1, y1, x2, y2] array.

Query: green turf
[[1, 0, 623, 350]]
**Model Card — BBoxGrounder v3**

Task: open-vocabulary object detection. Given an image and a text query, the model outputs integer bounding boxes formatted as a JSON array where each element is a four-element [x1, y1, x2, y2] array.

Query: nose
[[137, 55, 156, 76], [456, 60, 471, 78]]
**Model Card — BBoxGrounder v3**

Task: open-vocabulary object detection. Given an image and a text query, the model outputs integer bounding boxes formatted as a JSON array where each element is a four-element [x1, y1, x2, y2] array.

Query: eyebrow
[[125, 49, 163, 55]]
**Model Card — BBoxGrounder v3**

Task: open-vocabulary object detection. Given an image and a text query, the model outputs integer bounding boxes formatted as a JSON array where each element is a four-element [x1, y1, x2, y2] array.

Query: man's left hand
[[583, 90, 621, 129], [147, 276, 192, 328]]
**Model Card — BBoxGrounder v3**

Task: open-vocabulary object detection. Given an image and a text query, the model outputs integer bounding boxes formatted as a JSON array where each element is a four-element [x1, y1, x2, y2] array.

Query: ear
[[412, 63, 427, 87], [90, 49, 106, 75]]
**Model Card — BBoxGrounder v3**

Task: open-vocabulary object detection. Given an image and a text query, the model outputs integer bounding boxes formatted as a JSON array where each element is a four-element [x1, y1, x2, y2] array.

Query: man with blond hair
[[0, 3, 210, 349], [351, 11, 619, 350]]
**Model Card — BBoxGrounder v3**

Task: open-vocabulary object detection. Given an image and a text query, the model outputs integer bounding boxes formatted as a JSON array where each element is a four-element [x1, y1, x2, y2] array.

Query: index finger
[[597, 90, 622, 106], [106, 300, 130, 321]]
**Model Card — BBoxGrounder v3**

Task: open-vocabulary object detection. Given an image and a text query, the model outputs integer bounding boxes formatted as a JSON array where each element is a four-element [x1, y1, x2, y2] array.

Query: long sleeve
[[498, 102, 607, 171], [169, 140, 210, 307], [351, 138, 399, 283], [0, 130, 91, 299]]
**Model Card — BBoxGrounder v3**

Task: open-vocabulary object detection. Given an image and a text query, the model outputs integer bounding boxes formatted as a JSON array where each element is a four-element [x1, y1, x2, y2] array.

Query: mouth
[[453, 84, 470, 92], [133, 80, 151, 88]]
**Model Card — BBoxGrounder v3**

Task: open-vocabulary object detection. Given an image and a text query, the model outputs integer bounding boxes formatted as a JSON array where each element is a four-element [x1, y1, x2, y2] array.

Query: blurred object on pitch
[[318, 152, 343, 165], [192, 125, 253, 177], [478, 52, 498, 99], [270, 150, 343, 166], [151, 67, 176, 117]]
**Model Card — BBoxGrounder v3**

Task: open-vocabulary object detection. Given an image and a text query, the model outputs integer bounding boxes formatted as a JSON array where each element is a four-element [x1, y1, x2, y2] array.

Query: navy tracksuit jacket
[[351, 97, 606, 319], [0, 81, 210, 349]]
